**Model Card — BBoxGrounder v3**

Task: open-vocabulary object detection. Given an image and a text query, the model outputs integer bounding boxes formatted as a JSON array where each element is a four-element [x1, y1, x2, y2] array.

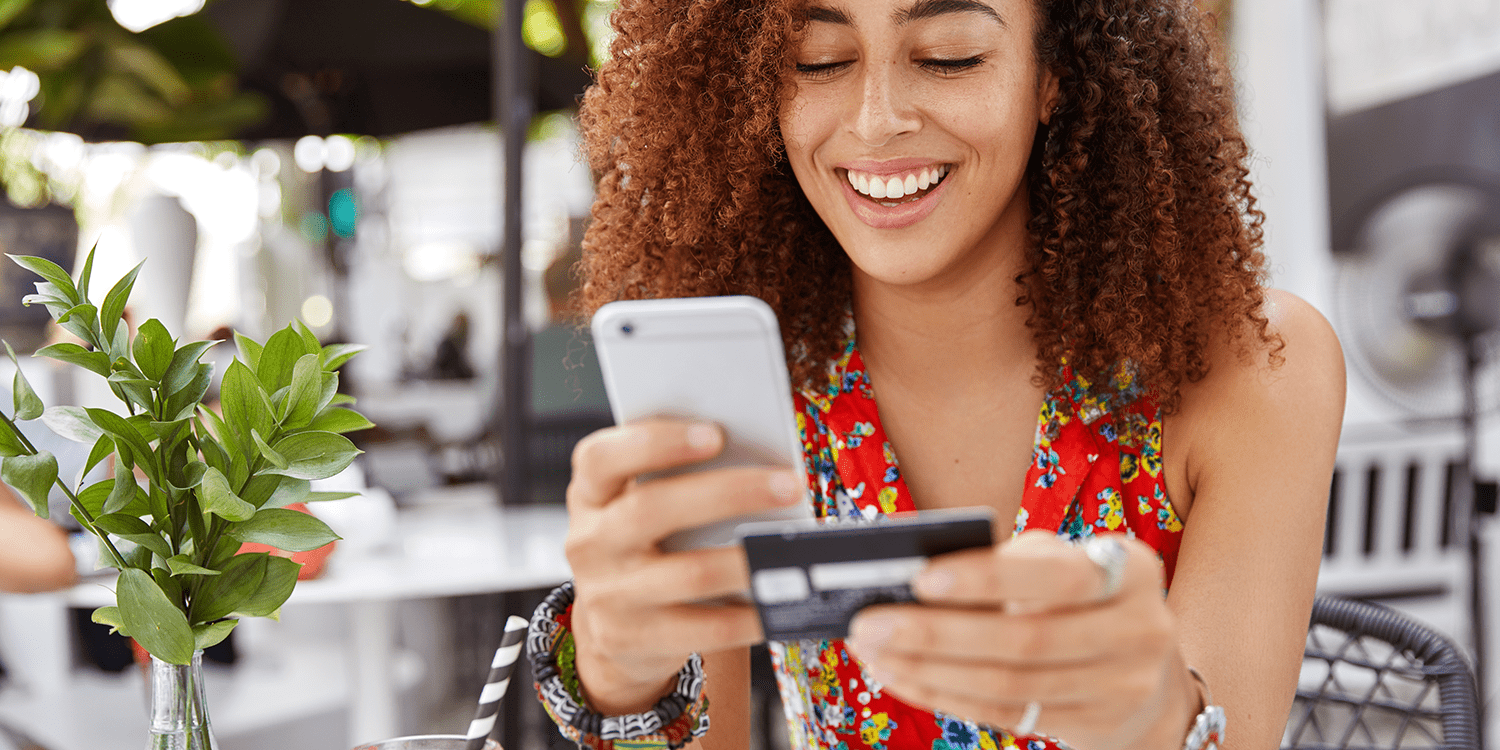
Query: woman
[[533, 1, 1346, 749]]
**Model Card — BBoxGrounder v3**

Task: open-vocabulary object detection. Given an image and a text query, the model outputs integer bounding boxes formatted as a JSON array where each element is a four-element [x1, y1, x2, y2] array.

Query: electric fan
[[1332, 170, 1500, 707]]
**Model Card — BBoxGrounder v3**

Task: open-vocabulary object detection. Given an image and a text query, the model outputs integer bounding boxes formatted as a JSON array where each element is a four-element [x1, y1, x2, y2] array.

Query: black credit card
[[739, 507, 996, 642]]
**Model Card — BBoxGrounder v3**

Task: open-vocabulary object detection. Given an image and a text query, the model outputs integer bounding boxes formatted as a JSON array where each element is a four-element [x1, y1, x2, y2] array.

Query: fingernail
[[849, 613, 895, 651], [686, 423, 721, 452], [769, 471, 802, 504], [913, 568, 952, 598]]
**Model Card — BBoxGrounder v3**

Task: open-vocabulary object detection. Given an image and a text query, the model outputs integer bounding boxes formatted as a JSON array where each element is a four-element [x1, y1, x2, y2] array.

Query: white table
[[18, 495, 571, 748]]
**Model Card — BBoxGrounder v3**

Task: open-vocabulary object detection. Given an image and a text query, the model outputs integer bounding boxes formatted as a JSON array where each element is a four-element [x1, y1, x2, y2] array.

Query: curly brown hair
[[574, 0, 1276, 411]]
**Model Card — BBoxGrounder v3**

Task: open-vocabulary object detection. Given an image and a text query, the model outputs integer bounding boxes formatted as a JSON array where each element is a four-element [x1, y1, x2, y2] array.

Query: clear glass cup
[[351, 736, 501, 750]]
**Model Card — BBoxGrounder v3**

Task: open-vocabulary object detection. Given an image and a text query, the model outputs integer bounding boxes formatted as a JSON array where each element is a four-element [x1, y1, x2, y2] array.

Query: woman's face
[[779, 0, 1056, 290]]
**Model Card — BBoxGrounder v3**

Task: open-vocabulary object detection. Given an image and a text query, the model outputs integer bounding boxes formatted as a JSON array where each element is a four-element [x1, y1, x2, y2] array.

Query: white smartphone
[[591, 296, 814, 551]]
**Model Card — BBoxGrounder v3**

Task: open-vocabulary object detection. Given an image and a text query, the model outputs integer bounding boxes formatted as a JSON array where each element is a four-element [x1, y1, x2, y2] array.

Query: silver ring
[[1015, 700, 1042, 735], [1083, 535, 1128, 601]]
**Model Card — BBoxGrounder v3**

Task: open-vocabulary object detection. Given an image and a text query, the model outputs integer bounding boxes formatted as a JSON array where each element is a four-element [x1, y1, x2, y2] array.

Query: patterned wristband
[[529, 580, 711, 750]]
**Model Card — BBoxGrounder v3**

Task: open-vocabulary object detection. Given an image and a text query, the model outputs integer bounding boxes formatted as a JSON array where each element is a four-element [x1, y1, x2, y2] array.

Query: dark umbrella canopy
[[202, 0, 592, 138]]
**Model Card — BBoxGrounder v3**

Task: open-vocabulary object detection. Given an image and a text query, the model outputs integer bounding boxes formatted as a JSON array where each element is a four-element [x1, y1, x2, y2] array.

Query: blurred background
[[0, 0, 1493, 748]]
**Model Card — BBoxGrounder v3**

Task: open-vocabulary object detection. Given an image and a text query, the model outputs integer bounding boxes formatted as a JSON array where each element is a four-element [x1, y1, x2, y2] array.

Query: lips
[[836, 162, 953, 230]]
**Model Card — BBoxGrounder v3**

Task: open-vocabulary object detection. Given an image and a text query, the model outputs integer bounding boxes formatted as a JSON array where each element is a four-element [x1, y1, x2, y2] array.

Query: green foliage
[[0, 249, 372, 664]]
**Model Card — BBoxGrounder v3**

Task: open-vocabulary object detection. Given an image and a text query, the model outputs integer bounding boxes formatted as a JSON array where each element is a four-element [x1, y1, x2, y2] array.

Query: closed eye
[[919, 55, 987, 74], [795, 60, 853, 79]]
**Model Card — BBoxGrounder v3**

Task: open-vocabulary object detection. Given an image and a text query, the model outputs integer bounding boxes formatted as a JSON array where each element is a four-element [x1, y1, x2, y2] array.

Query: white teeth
[[845, 165, 948, 200]]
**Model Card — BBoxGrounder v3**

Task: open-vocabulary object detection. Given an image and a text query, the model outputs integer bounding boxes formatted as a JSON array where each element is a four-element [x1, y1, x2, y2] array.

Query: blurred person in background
[[0, 484, 74, 593]]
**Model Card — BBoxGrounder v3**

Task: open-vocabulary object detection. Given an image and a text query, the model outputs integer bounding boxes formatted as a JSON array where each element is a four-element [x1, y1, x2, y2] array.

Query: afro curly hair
[[573, 0, 1278, 412]]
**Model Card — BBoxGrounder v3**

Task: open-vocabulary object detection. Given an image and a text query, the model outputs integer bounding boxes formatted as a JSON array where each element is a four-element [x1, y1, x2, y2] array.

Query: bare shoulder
[[1170, 289, 1347, 504]]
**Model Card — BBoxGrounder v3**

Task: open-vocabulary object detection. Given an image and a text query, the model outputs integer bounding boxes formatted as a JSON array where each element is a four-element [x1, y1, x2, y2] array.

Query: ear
[[1037, 67, 1061, 125]]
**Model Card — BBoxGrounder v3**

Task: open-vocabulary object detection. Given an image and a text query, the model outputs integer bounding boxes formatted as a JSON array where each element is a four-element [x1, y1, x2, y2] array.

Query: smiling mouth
[[842, 165, 951, 206]]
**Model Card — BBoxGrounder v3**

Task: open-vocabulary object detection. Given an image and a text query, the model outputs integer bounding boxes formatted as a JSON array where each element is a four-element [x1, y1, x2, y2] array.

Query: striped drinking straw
[[466, 615, 529, 750]]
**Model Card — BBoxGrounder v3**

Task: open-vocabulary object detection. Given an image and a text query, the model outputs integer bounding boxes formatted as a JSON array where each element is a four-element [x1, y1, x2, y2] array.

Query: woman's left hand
[[845, 530, 1198, 750]]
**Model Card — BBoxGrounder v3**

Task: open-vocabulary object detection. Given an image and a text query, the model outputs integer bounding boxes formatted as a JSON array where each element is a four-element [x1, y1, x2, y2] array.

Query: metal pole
[[496, 0, 532, 509], [1465, 336, 1489, 744]]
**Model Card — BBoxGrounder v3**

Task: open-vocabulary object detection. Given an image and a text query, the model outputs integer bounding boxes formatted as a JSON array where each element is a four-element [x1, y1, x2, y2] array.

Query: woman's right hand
[[564, 418, 803, 714]]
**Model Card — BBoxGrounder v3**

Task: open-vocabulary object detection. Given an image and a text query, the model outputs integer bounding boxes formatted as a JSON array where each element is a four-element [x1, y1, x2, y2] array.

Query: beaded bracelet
[[529, 581, 711, 750]]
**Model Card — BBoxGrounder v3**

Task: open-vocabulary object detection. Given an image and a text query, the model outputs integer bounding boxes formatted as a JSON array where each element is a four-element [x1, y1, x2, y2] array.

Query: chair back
[[1284, 596, 1480, 750]]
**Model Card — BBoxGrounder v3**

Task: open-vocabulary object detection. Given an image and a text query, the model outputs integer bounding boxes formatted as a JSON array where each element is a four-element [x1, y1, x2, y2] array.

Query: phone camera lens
[[620, 323, 634, 336]]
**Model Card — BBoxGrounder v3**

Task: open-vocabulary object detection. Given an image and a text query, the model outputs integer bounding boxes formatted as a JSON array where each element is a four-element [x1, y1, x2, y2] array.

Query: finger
[[609, 466, 804, 544], [847, 601, 1159, 664], [913, 532, 1162, 608], [568, 420, 724, 509], [859, 647, 1143, 706], [608, 545, 752, 606]]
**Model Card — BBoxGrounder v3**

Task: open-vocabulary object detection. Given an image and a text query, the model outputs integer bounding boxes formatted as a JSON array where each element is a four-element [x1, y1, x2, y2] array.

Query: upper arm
[[1166, 289, 1346, 750]]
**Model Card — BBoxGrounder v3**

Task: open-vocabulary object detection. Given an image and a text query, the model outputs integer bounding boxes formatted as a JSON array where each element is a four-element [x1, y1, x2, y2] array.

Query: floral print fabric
[[770, 339, 1184, 750]]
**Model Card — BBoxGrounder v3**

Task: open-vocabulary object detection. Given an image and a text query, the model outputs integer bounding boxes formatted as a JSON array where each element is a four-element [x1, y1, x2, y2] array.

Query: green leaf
[[5, 342, 41, 420], [75, 245, 96, 304], [151, 418, 190, 448], [199, 466, 255, 522], [9, 254, 76, 303], [329, 393, 356, 407], [239, 473, 279, 508], [132, 318, 174, 381], [167, 555, 220, 576], [0, 0, 34, 32], [234, 556, 300, 617], [306, 407, 374, 435], [163, 364, 211, 422], [220, 360, 274, 449], [2, 451, 55, 518], [320, 343, 366, 371], [265, 431, 360, 481], [152, 568, 182, 608], [251, 429, 288, 470], [0, 420, 27, 458], [83, 435, 115, 479], [36, 343, 110, 378], [94, 512, 171, 561], [257, 327, 309, 393], [99, 262, 143, 348], [208, 535, 239, 570], [199, 434, 230, 478], [233, 332, 262, 372], [228, 508, 340, 552], [170, 460, 207, 492], [281, 354, 322, 428], [306, 490, 359, 503], [55, 303, 98, 348], [293, 319, 320, 353], [0, 29, 85, 71], [163, 341, 215, 395], [102, 469, 138, 515], [123, 543, 152, 570], [109, 39, 193, 105], [189, 552, 266, 623], [41, 405, 102, 444], [86, 409, 157, 482], [91, 605, 130, 636], [261, 477, 311, 509], [193, 619, 237, 651], [118, 568, 194, 664]]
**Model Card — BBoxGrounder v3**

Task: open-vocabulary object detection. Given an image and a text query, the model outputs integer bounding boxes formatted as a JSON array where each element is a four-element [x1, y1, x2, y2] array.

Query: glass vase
[[146, 649, 219, 750]]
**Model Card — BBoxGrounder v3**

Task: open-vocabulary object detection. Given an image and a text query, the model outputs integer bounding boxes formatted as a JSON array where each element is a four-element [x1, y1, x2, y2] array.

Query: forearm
[[690, 647, 752, 749], [0, 511, 76, 593]]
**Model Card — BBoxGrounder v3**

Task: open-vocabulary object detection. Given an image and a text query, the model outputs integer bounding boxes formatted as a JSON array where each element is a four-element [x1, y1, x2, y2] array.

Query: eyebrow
[[804, 0, 1005, 28]]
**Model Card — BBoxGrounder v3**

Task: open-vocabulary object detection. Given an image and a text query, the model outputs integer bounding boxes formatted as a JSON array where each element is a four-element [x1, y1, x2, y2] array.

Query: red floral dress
[[769, 338, 1185, 750]]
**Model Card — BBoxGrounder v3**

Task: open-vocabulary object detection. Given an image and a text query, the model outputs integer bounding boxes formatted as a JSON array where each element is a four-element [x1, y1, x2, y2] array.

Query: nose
[[849, 59, 920, 147]]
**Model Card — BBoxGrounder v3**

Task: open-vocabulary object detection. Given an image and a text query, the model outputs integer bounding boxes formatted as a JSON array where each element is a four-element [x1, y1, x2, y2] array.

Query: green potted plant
[[0, 249, 373, 749]]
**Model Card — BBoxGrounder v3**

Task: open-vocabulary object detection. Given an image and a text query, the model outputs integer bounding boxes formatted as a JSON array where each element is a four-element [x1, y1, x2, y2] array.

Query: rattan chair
[[1283, 596, 1480, 750]]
